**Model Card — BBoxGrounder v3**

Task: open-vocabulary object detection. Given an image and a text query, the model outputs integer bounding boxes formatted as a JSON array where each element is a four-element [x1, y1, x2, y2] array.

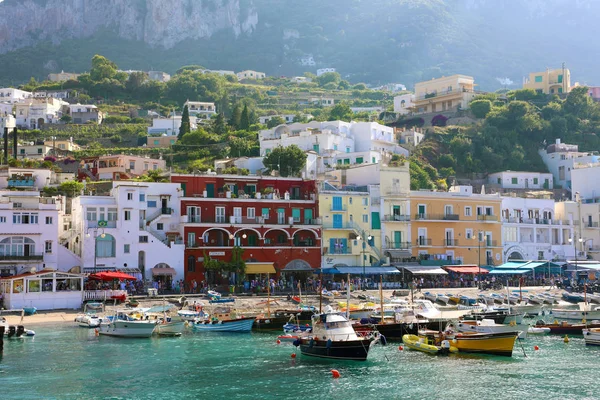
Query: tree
[[470, 99, 492, 118], [210, 112, 228, 135], [262, 145, 307, 177], [136, 169, 168, 182], [59, 180, 84, 197], [240, 104, 251, 130], [266, 116, 286, 128], [328, 102, 353, 121], [315, 72, 341, 87], [178, 105, 191, 139], [60, 115, 72, 123], [564, 86, 593, 118], [126, 71, 148, 92], [90, 55, 118, 81]]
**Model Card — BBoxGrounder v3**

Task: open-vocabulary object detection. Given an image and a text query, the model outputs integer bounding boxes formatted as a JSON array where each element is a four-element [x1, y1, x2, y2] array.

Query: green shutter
[[304, 209, 313, 223], [356, 157, 363, 164], [558, 74, 563, 83], [371, 212, 381, 230], [292, 208, 301, 221], [262, 208, 270, 217], [344, 158, 350, 165]]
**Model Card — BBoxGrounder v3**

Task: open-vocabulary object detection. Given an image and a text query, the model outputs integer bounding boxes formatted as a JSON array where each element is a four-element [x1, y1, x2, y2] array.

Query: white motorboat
[[436, 294, 451, 306], [583, 328, 600, 346], [1, 316, 35, 337], [528, 326, 550, 335], [74, 303, 106, 328], [423, 292, 438, 303], [144, 305, 186, 336], [509, 302, 545, 317], [551, 302, 600, 320], [587, 294, 600, 304], [455, 318, 528, 339], [98, 310, 157, 338]]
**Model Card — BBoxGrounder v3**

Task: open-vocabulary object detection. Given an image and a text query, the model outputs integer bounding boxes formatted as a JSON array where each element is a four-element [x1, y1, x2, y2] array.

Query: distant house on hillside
[[47, 71, 80, 82], [148, 71, 171, 82], [236, 70, 266, 80], [68, 104, 104, 124], [523, 68, 571, 95], [183, 101, 216, 119], [412, 74, 478, 114], [316, 68, 336, 76]]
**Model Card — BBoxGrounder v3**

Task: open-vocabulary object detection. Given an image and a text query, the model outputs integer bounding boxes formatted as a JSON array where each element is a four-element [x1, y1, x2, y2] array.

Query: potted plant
[[223, 184, 232, 198]]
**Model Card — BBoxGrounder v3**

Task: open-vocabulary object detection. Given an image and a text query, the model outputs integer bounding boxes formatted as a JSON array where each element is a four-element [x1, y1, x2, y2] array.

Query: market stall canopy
[[444, 265, 488, 274], [88, 271, 137, 281], [245, 263, 276, 274], [396, 265, 448, 275], [333, 266, 401, 275], [488, 260, 564, 275]]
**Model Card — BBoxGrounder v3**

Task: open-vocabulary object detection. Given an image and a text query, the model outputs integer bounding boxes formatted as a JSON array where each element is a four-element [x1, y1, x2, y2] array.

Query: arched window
[[187, 256, 196, 272], [401, 100, 406, 108], [96, 234, 116, 258], [0, 236, 35, 256]]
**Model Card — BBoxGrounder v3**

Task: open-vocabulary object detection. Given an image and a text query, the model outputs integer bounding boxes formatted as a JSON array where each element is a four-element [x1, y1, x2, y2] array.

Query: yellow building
[[523, 68, 571, 95], [44, 139, 80, 152], [412, 74, 477, 114], [410, 186, 503, 266], [146, 136, 177, 148], [319, 187, 380, 269], [379, 164, 412, 261]]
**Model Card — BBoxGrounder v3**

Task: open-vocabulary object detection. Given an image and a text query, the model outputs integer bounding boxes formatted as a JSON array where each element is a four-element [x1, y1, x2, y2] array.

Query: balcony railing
[[414, 213, 460, 221], [485, 240, 498, 247], [586, 222, 600, 228], [444, 239, 459, 246], [87, 221, 117, 229], [415, 238, 432, 246], [383, 214, 411, 222], [188, 216, 321, 225], [160, 207, 172, 215], [330, 205, 348, 212], [8, 179, 35, 187], [0, 253, 44, 261], [327, 247, 353, 255], [384, 241, 411, 250], [477, 215, 498, 222]]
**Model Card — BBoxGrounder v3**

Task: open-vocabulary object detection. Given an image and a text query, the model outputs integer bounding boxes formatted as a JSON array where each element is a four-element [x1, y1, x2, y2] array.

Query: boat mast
[[380, 274, 385, 325], [267, 273, 271, 318], [319, 269, 323, 314], [346, 273, 350, 320]]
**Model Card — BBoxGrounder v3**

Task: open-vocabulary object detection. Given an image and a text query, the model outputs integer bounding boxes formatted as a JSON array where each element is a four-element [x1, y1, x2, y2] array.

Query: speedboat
[[562, 292, 586, 304], [402, 333, 458, 355], [463, 309, 524, 325], [551, 303, 600, 320], [144, 305, 186, 336], [587, 294, 600, 304], [293, 312, 375, 361], [509, 302, 544, 317], [528, 326, 550, 335], [436, 294, 451, 306], [207, 290, 221, 301], [1, 317, 35, 337], [583, 328, 600, 346], [75, 302, 106, 328], [98, 310, 157, 338]]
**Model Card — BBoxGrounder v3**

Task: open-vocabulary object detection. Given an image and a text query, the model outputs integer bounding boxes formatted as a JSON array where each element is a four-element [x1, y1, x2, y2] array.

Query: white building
[[0, 88, 32, 104], [197, 69, 237, 78], [10, 145, 54, 160], [259, 121, 408, 175], [236, 70, 266, 80], [15, 98, 68, 129], [350, 107, 384, 114], [148, 71, 171, 82], [374, 83, 407, 92], [214, 157, 266, 175], [571, 163, 600, 202], [300, 55, 316, 66], [258, 114, 313, 125], [393, 94, 415, 115], [501, 195, 574, 262], [0, 191, 80, 277], [148, 115, 197, 136], [291, 76, 311, 84], [0, 167, 75, 190], [68, 104, 104, 124], [488, 171, 554, 190], [183, 101, 216, 119], [555, 196, 600, 261], [69, 182, 185, 282], [397, 128, 425, 147], [317, 68, 336, 76], [0, 113, 15, 130], [309, 97, 335, 106], [32, 90, 73, 99], [539, 139, 600, 191]]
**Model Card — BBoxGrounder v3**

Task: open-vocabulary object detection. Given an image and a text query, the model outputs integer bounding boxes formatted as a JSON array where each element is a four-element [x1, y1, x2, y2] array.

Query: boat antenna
[[380, 274, 385, 325], [267, 273, 271, 318], [319, 269, 323, 314], [346, 273, 351, 320]]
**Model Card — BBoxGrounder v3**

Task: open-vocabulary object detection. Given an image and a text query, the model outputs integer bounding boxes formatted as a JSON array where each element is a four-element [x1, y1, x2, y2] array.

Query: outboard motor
[[7, 325, 16, 338], [440, 340, 451, 355], [16, 325, 25, 338]]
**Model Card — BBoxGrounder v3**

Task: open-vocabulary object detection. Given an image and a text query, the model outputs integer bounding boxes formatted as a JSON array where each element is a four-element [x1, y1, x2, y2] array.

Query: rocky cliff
[[0, 0, 258, 53]]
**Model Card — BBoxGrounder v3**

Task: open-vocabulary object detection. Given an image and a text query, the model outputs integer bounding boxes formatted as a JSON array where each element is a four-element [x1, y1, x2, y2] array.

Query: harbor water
[[1, 324, 598, 400]]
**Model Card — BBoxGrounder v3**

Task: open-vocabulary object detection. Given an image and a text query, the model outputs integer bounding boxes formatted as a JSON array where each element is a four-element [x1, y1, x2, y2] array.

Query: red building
[[171, 174, 321, 285]]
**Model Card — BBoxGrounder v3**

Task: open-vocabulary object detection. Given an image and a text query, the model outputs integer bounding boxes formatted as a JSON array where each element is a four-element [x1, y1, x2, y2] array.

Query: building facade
[[183, 101, 216, 119], [539, 139, 600, 190], [0, 88, 32, 104], [69, 182, 185, 281], [78, 155, 166, 181], [236, 70, 266, 80], [47, 71, 80, 82], [412, 74, 478, 114], [171, 174, 321, 284], [409, 186, 503, 266], [523, 68, 571, 95], [317, 68, 336, 76], [555, 196, 600, 261], [68, 104, 103, 124], [15, 98, 68, 129], [488, 171, 554, 190]]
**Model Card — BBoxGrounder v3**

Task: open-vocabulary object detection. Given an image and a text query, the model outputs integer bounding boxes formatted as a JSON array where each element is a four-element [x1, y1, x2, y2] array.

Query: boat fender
[[326, 339, 332, 349], [380, 335, 387, 346], [292, 339, 301, 347], [452, 338, 457, 344], [441, 340, 450, 349]]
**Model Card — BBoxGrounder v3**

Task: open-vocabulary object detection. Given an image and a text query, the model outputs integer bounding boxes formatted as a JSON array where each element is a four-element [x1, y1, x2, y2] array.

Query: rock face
[[0, 0, 258, 54]]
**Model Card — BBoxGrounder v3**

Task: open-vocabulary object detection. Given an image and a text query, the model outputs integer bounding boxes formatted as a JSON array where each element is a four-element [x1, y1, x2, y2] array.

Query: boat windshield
[[325, 321, 348, 329]]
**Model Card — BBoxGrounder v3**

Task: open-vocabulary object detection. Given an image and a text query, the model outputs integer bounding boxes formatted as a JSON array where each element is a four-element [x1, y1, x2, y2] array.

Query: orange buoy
[[291, 353, 297, 359], [331, 369, 341, 379], [398, 345, 404, 351], [276, 339, 281, 344], [534, 345, 540, 351]]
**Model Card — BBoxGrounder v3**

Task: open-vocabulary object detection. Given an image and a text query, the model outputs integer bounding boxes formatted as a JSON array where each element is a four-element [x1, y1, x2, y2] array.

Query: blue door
[[333, 214, 343, 228]]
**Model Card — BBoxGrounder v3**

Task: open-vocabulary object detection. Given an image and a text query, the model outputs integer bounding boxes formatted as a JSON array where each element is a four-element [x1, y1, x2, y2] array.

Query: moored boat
[[402, 334, 458, 355], [455, 319, 527, 339], [293, 312, 374, 361], [422, 329, 518, 356], [98, 311, 157, 338], [551, 302, 600, 320], [534, 319, 600, 335], [582, 328, 600, 345], [191, 316, 255, 332]]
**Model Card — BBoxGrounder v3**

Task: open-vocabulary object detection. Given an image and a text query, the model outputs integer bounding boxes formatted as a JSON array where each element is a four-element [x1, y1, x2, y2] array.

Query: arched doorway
[[151, 262, 176, 292], [281, 259, 314, 290], [37, 118, 45, 128], [508, 251, 523, 260]]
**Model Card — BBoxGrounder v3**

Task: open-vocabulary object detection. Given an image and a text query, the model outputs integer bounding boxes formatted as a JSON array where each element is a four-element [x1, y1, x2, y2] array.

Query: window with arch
[[96, 234, 116, 258], [0, 236, 35, 256], [187, 255, 196, 272]]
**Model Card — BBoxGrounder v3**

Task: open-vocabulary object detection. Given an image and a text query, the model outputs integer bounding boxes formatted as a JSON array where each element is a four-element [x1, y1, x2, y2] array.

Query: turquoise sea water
[[1, 324, 598, 400]]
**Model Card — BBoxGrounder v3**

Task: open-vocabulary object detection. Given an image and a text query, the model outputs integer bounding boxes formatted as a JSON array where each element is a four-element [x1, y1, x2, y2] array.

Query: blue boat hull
[[192, 317, 255, 332]]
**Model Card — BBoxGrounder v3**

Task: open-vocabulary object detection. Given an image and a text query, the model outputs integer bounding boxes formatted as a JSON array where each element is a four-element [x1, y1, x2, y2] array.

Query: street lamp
[[86, 227, 105, 274], [477, 230, 483, 290], [569, 235, 584, 283], [357, 234, 372, 291]]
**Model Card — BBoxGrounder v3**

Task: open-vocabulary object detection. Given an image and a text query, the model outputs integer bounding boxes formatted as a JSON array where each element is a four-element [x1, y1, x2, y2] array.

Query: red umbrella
[[88, 271, 137, 281]]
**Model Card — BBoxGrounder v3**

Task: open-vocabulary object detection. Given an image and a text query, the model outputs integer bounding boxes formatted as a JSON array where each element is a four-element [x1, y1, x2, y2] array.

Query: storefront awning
[[397, 265, 448, 275], [151, 268, 176, 276], [444, 265, 488, 274], [488, 269, 530, 275], [333, 266, 400, 275], [246, 263, 276, 274]]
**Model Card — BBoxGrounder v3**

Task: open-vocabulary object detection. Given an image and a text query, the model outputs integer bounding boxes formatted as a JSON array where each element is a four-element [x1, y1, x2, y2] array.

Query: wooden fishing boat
[[422, 329, 518, 356], [402, 334, 458, 355], [534, 320, 600, 335], [192, 316, 255, 332]]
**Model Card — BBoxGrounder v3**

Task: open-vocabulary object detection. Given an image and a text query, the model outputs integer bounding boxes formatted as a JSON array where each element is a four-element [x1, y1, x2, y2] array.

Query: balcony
[[188, 216, 321, 226], [485, 240, 498, 247], [383, 214, 411, 222], [415, 238, 432, 246], [0, 253, 44, 261], [87, 220, 117, 229], [477, 215, 498, 222], [326, 247, 353, 255], [330, 205, 348, 212], [414, 213, 460, 221], [384, 241, 411, 250], [160, 207, 172, 215], [586, 222, 600, 228], [444, 239, 459, 247], [7, 179, 35, 188]]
